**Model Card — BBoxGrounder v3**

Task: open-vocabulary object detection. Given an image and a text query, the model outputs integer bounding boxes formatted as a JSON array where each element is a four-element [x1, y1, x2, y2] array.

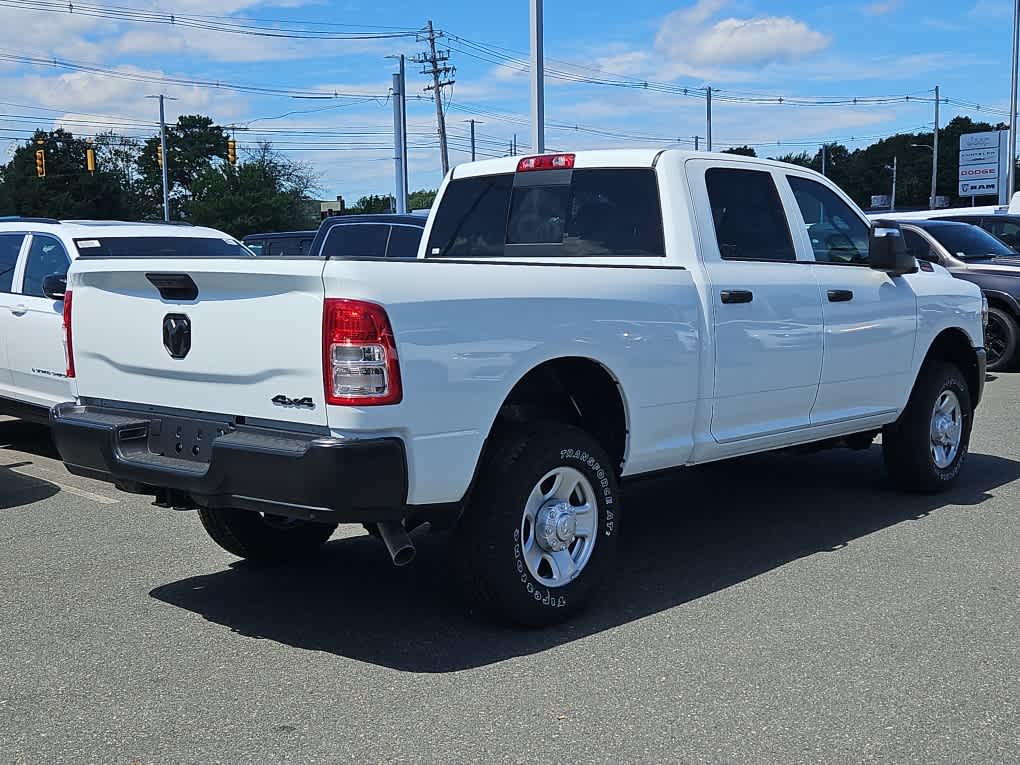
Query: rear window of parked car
[[320, 224, 424, 259], [73, 237, 251, 258], [426, 169, 666, 258]]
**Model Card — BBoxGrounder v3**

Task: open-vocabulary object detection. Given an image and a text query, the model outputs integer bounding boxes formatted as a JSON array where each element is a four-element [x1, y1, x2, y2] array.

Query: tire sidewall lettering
[[513, 443, 619, 609]]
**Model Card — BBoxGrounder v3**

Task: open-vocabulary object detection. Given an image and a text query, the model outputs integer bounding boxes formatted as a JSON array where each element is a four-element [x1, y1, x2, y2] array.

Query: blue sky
[[0, 0, 1015, 202]]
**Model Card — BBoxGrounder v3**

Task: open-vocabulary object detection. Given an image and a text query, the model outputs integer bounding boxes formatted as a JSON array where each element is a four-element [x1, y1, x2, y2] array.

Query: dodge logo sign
[[163, 314, 191, 359]]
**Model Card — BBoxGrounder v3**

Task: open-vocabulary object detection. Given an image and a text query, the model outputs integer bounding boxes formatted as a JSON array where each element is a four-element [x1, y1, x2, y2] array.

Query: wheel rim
[[519, 466, 598, 588], [985, 313, 1009, 366], [929, 389, 963, 469]]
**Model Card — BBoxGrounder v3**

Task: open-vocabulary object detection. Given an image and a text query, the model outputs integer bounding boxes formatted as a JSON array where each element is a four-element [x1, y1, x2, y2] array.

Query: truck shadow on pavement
[[150, 447, 1020, 672], [0, 419, 61, 509]]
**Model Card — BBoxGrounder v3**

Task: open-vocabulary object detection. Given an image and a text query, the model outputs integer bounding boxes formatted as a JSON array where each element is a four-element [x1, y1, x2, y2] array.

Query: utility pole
[[932, 84, 940, 209], [530, 0, 545, 154], [146, 94, 176, 221], [694, 136, 700, 151], [706, 86, 713, 151], [468, 119, 478, 161], [412, 21, 454, 175], [513, 133, 517, 156], [891, 155, 898, 212], [821, 143, 826, 176], [1009, 4, 1019, 199], [391, 72, 407, 214], [399, 54, 408, 207]]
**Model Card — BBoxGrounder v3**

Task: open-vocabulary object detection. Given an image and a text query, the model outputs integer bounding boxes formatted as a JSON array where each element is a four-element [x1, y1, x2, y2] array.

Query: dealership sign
[[959, 130, 1009, 203]]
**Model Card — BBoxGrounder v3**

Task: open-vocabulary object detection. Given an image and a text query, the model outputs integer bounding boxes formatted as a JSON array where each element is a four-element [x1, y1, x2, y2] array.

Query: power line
[[0, 50, 393, 100], [1, 0, 421, 39]]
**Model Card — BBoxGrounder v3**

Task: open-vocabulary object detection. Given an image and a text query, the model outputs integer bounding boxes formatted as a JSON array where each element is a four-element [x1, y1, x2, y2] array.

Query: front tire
[[984, 306, 1017, 372], [883, 360, 972, 493], [198, 508, 337, 563], [453, 424, 620, 626]]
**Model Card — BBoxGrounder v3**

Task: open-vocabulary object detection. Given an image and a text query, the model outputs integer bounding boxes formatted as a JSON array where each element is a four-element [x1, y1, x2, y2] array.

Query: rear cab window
[[426, 168, 665, 259], [74, 237, 250, 258]]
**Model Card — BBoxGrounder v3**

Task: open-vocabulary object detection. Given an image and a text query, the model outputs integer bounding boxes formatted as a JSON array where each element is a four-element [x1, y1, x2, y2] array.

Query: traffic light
[[227, 139, 237, 165], [156, 143, 163, 168], [86, 147, 96, 173], [34, 149, 45, 178]]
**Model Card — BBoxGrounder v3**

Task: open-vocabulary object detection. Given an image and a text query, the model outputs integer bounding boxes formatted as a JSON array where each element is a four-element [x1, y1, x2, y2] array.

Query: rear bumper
[[50, 402, 409, 522]]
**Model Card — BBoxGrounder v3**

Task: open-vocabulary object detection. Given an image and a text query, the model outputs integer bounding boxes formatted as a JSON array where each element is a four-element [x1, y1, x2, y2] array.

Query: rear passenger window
[[706, 168, 795, 262], [321, 224, 390, 259], [427, 174, 513, 257], [386, 226, 424, 258], [0, 234, 25, 292]]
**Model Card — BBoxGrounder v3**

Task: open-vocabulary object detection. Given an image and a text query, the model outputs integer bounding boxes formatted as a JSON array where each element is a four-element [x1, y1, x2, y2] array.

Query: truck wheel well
[[494, 358, 628, 474], [924, 328, 982, 408], [985, 294, 1018, 318]]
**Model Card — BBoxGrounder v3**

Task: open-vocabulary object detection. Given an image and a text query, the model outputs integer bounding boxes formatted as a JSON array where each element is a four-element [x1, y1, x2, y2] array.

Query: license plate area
[[147, 415, 232, 464]]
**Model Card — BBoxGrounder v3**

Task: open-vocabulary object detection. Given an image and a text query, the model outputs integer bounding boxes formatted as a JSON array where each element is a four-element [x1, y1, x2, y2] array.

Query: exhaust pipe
[[376, 520, 416, 567]]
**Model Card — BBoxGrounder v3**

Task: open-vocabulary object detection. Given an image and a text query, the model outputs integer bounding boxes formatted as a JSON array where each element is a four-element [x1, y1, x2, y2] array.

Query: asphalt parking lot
[[2, 379, 1018, 764]]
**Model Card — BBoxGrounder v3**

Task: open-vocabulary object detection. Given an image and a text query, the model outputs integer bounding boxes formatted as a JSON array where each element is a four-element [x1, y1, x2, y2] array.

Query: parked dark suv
[[938, 213, 1020, 250], [900, 219, 1020, 370], [308, 214, 426, 259], [243, 230, 316, 256]]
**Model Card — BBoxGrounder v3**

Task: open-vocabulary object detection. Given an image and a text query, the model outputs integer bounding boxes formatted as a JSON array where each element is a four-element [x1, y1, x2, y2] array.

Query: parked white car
[[0, 218, 250, 422], [51, 151, 986, 625]]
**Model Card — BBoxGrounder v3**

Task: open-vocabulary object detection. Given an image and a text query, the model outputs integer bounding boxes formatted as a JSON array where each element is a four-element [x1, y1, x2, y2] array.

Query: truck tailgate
[[69, 258, 328, 426]]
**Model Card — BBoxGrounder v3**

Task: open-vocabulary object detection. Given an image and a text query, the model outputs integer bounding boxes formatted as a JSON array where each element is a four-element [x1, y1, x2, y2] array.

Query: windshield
[[73, 236, 253, 258], [927, 225, 1017, 260]]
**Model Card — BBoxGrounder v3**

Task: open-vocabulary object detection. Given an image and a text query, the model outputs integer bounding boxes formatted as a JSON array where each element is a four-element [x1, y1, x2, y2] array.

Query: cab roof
[[450, 148, 816, 179], [0, 218, 238, 241]]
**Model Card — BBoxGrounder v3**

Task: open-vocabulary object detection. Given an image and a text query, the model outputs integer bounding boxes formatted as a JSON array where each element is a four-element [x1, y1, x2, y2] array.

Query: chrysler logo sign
[[162, 314, 191, 359]]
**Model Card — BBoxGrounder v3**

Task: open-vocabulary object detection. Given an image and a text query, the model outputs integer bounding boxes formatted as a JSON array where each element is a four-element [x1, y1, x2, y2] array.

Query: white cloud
[[657, 7, 830, 70], [862, 0, 903, 15]]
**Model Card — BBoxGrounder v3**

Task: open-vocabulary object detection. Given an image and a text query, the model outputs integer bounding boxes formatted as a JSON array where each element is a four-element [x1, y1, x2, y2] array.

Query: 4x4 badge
[[162, 314, 191, 359]]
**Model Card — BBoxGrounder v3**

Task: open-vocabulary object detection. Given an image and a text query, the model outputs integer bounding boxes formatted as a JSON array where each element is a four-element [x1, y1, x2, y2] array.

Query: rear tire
[[883, 360, 972, 493], [452, 423, 620, 627], [198, 508, 337, 563], [984, 306, 1017, 372]]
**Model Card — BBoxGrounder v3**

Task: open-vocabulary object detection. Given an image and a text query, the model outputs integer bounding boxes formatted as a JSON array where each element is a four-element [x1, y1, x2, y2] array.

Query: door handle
[[827, 289, 854, 303], [10, 304, 26, 316], [720, 289, 753, 304]]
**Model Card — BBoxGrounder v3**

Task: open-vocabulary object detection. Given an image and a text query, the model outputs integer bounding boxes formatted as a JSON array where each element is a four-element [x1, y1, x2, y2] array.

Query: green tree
[[138, 114, 229, 218], [721, 145, 757, 157], [0, 129, 139, 219], [349, 194, 395, 214], [187, 142, 319, 237], [770, 151, 813, 167], [408, 188, 437, 210]]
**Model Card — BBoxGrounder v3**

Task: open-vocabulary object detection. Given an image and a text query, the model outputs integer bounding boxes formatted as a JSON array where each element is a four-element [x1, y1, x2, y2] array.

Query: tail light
[[322, 299, 401, 406], [517, 153, 575, 172], [62, 290, 75, 378]]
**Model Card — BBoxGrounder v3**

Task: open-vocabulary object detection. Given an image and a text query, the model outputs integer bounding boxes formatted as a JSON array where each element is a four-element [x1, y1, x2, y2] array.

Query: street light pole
[[932, 84, 940, 209], [530, 0, 545, 153], [1009, 2, 1019, 199], [146, 94, 175, 222]]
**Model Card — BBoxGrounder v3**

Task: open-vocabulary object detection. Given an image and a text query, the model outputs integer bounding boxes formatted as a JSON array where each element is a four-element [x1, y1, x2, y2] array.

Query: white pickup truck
[[51, 150, 986, 625]]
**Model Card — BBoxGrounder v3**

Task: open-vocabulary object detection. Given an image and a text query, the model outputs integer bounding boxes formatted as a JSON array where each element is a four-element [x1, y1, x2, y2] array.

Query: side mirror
[[869, 220, 917, 276], [41, 273, 67, 301]]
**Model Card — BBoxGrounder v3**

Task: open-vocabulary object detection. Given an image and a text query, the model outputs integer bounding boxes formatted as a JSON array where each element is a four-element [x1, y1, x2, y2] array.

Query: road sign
[[959, 130, 1010, 203]]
